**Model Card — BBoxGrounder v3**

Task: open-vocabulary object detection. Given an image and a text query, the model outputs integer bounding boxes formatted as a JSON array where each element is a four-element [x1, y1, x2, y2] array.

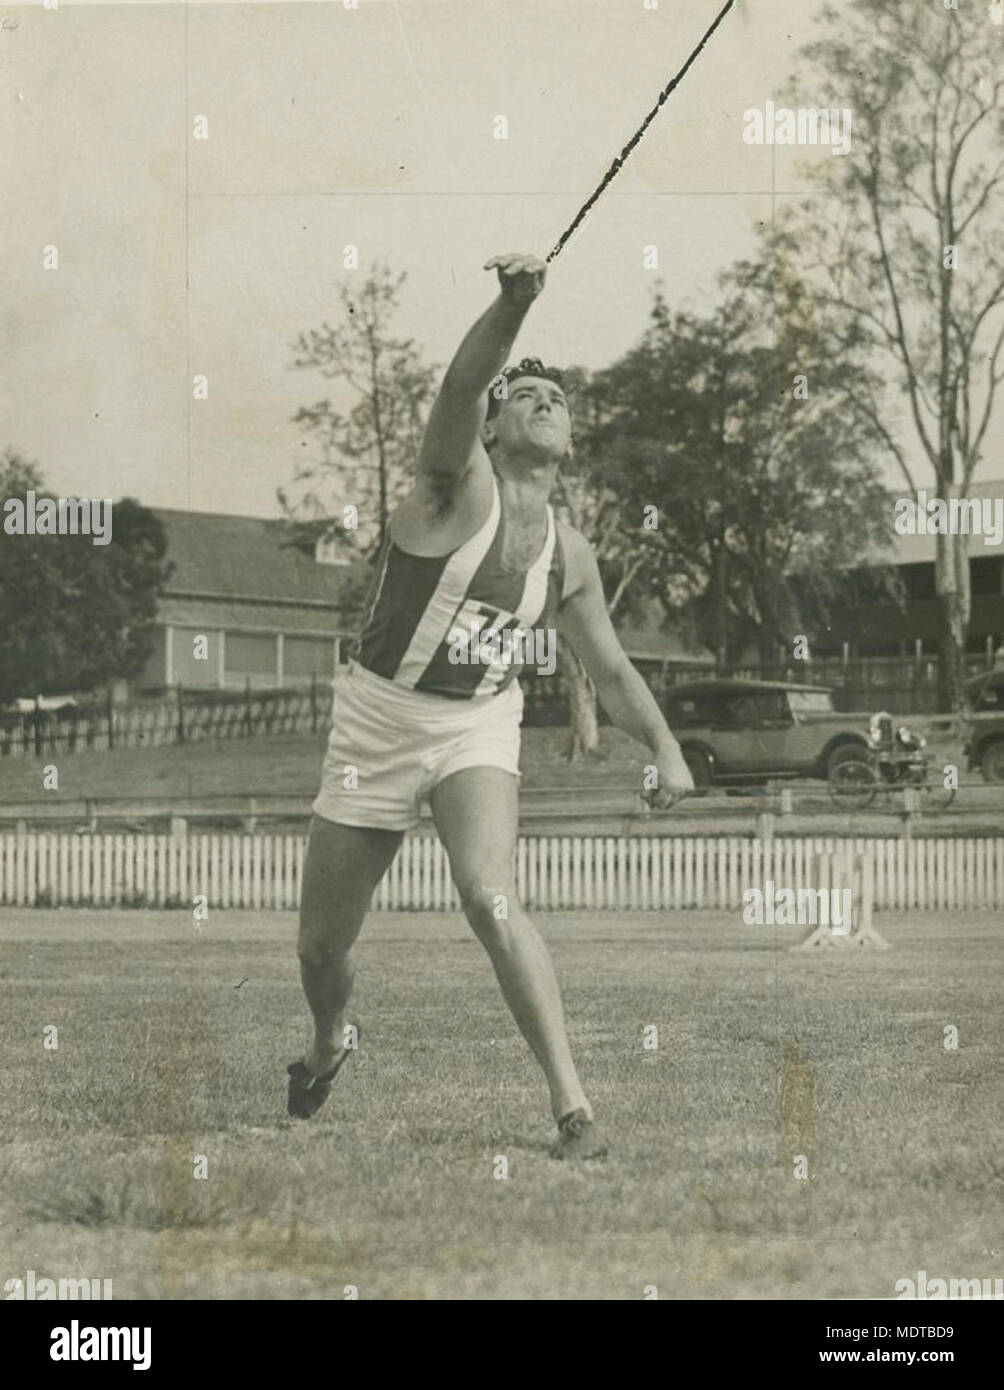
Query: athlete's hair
[[485, 357, 566, 421]]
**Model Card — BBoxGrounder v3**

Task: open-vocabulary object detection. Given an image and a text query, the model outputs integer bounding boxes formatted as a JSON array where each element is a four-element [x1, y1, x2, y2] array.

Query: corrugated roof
[[153, 508, 366, 606], [666, 678, 832, 696]]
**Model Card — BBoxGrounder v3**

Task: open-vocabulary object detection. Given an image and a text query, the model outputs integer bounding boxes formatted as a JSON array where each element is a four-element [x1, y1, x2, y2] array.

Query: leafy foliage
[[571, 264, 893, 664], [0, 450, 172, 701]]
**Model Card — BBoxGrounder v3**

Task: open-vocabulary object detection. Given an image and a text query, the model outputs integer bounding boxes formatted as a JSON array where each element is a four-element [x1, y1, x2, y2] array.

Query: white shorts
[[312, 659, 523, 831]]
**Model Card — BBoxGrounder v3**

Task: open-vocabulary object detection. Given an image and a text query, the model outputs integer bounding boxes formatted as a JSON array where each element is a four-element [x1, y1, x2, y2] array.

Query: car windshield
[[969, 673, 1004, 710], [787, 690, 834, 714]]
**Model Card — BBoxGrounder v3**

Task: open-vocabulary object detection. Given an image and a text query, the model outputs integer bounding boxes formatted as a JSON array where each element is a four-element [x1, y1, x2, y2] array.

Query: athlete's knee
[[297, 932, 350, 969], [297, 909, 357, 967], [461, 883, 522, 942]]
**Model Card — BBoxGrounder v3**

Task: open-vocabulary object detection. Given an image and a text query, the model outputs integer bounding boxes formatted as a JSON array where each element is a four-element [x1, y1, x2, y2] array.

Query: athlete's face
[[487, 376, 572, 463]]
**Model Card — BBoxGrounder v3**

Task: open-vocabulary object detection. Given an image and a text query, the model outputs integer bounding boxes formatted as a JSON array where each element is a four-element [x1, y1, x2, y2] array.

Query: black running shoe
[[286, 1028, 359, 1119], [550, 1108, 608, 1160]]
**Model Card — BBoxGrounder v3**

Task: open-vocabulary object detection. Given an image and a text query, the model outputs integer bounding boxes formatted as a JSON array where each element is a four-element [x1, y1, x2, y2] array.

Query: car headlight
[[896, 725, 926, 749]]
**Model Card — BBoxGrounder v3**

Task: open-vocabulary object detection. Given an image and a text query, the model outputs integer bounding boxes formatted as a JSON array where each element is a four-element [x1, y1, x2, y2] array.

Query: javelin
[[546, 0, 739, 263]]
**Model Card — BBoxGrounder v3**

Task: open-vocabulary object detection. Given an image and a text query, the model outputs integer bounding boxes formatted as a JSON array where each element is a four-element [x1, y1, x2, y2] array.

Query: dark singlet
[[353, 472, 565, 700]]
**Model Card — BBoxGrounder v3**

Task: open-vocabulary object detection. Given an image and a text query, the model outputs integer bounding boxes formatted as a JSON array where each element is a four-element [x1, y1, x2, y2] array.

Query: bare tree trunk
[[935, 528, 971, 713], [366, 325, 390, 551], [711, 546, 729, 667], [562, 644, 599, 760]]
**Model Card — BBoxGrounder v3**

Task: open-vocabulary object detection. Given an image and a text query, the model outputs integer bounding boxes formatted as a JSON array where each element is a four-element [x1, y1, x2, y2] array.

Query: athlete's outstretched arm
[[557, 529, 694, 809], [417, 254, 545, 489]]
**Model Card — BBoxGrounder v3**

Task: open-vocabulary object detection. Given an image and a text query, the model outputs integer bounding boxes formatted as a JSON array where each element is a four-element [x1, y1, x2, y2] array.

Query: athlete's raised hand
[[485, 252, 546, 307]]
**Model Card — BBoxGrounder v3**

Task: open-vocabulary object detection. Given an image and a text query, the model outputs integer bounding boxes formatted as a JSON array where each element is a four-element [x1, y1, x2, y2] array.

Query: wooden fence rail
[[5, 653, 995, 762], [0, 683, 326, 760], [1, 832, 1002, 913]]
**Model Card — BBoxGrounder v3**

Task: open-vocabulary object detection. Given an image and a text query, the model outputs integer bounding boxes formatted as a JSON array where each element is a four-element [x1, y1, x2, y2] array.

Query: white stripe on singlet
[[394, 475, 502, 690], [471, 500, 558, 696]]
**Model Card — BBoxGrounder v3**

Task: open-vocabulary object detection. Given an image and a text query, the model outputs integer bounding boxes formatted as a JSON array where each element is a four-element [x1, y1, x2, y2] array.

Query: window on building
[[971, 557, 1003, 596], [224, 632, 278, 689], [899, 563, 936, 600], [170, 627, 221, 688], [284, 635, 336, 684]]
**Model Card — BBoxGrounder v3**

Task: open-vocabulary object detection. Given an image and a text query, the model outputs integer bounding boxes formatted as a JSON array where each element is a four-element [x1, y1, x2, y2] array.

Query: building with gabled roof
[[137, 509, 365, 692]]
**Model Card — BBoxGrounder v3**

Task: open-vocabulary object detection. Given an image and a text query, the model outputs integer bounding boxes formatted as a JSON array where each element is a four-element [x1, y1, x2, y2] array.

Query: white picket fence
[[1, 831, 1003, 913]]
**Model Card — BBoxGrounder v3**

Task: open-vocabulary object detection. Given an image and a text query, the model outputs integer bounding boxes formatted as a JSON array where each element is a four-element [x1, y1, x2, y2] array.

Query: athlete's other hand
[[642, 745, 695, 811], [485, 252, 546, 307]]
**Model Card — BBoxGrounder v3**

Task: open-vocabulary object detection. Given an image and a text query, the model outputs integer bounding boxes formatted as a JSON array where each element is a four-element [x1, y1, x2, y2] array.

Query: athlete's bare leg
[[297, 815, 403, 1075], [429, 767, 591, 1123]]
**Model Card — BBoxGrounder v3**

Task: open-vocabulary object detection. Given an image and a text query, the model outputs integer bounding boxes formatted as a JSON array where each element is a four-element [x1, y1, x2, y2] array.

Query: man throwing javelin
[[289, 252, 694, 1158]]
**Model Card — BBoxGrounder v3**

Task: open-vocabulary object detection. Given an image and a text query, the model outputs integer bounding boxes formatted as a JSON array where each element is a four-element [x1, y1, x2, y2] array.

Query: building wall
[[169, 627, 224, 687], [817, 558, 1004, 658], [139, 620, 345, 692]]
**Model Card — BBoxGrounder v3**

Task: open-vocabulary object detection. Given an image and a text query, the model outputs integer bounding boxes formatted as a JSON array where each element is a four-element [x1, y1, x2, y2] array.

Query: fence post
[[176, 684, 185, 744], [244, 678, 252, 736]]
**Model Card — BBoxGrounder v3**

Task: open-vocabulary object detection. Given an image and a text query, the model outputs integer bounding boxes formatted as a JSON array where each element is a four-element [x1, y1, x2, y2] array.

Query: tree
[[0, 449, 172, 701], [782, 0, 1004, 710], [552, 367, 668, 758], [573, 267, 892, 669], [283, 263, 439, 558]]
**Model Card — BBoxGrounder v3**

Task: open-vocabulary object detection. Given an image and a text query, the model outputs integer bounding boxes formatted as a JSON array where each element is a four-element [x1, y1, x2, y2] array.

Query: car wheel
[[826, 742, 868, 779], [682, 746, 713, 796], [979, 739, 1004, 784], [828, 758, 877, 810]]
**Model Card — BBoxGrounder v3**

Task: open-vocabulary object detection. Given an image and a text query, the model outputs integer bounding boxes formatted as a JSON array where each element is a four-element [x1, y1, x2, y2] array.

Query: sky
[[2, 0, 1002, 520]]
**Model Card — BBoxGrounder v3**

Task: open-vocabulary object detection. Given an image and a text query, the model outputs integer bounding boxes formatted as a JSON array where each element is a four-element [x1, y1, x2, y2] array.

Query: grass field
[[0, 726, 646, 804], [2, 905, 1001, 1300]]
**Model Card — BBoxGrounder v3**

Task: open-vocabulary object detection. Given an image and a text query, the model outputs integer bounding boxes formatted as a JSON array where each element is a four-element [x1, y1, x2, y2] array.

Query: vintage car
[[661, 678, 923, 790], [962, 667, 1004, 783]]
